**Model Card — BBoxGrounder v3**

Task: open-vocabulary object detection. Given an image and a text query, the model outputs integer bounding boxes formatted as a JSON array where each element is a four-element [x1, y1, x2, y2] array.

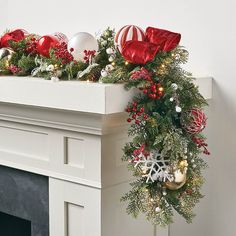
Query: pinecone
[[86, 67, 101, 82]]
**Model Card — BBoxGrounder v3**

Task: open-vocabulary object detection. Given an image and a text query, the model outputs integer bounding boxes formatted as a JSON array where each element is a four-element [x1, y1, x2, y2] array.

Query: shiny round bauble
[[181, 108, 207, 134], [114, 25, 145, 52], [52, 32, 68, 44], [36, 35, 59, 57], [0, 29, 28, 48], [67, 32, 98, 61], [0, 48, 14, 60], [165, 169, 187, 190]]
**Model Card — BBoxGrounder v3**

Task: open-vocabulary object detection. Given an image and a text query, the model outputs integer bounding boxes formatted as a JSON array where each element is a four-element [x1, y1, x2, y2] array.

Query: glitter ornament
[[182, 108, 207, 134]]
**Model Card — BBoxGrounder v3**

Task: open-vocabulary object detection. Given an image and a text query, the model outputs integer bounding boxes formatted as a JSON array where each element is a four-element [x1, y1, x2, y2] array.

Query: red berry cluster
[[8, 64, 22, 74], [126, 102, 149, 125], [142, 83, 164, 99], [25, 37, 37, 54], [132, 144, 149, 161], [83, 50, 96, 64], [130, 67, 164, 100], [192, 136, 210, 155], [54, 42, 74, 64]]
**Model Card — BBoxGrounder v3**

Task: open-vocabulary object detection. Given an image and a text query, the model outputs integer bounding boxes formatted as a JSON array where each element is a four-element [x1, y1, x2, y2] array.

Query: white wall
[[1, 0, 236, 235]]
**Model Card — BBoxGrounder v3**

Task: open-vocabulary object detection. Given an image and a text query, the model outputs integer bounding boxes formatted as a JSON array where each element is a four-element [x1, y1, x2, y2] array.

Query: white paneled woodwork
[[49, 178, 101, 236], [0, 76, 212, 236], [0, 124, 49, 161]]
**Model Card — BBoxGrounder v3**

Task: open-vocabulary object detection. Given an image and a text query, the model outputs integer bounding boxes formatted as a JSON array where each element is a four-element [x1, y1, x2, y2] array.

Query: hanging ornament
[[181, 108, 207, 134], [165, 168, 187, 190], [67, 32, 98, 61], [132, 147, 173, 183], [52, 32, 68, 44], [37, 35, 59, 57], [0, 29, 28, 48], [145, 27, 181, 52], [0, 48, 14, 60], [115, 25, 145, 52]]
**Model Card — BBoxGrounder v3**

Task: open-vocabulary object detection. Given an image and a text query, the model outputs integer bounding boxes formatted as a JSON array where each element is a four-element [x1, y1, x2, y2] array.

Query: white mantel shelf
[[0, 75, 213, 236], [0, 76, 212, 114]]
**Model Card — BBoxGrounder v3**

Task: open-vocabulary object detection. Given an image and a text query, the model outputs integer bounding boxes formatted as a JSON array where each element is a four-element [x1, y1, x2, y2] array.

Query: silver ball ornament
[[101, 69, 108, 77], [171, 83, 178, 90], [0, 48, 14, 60], [175, 106, 182, 113], [155, 207, 161, 213]]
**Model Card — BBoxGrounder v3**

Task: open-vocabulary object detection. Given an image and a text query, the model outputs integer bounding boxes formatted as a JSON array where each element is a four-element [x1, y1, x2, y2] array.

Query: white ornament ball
[[52, 32, 68, 44], [68, 32, 98, 61], [171, 83, 178, 90], [155, 207, 161, 213], [106, 47, 114, 54], [105, 64, 114, 72], [170, 97, 174, 102], [101, 69, 108, 77], [175, 106, 182, 113], [162, 190, 167, 196], [108, 56, 115, 62]]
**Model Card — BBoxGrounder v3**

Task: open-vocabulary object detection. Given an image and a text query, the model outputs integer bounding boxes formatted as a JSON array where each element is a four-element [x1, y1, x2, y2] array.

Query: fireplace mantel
[[0, 76, 212, 114], [0, 76, 213, 236]]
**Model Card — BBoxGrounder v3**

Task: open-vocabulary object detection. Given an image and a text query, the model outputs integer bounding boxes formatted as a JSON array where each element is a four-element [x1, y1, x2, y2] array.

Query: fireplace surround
[[0, 76, 212, 236], [0, 165, 49, 236]]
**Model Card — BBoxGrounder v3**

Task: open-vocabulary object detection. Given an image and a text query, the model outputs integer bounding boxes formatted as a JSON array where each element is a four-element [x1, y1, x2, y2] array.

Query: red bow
[[122, 41, 161, 65], [0, 29, 27, 48], [121, 26, 181, 65], [146, 27, 181, 52]]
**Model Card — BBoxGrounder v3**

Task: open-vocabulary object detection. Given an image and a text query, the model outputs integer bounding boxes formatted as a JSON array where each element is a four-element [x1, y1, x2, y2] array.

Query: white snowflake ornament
[[133, 150, 172, 183]]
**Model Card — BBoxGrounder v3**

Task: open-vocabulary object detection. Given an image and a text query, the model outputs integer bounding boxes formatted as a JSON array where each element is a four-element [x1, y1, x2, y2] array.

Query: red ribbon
[[121, 26, 181, 64], [145, 27, 181, 52], [122, 41, 160, 65], [0, 29, 27, 48]]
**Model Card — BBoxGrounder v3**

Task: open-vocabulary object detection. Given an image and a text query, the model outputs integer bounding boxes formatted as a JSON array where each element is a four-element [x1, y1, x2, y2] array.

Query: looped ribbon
[[121, 27, 181, 65], [0, 29, 27, 48]]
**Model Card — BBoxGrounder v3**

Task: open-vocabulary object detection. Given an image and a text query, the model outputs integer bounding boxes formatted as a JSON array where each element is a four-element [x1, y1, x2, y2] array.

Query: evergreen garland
[[0, 27, 210, 227]]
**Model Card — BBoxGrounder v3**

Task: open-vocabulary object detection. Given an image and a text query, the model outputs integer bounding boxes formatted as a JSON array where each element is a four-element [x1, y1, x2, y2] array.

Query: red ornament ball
[[37, 35, 59, 57], [115, 25, 145, 52], [0, 29, 28, 48], [182, 108, 207, 134]]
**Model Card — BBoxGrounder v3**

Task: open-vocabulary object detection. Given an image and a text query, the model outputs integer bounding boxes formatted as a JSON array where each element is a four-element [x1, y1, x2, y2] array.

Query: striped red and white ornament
[[115, 25, 145, 52]]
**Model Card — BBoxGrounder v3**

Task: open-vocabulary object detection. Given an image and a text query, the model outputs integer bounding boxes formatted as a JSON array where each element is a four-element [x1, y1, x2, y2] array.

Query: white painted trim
[[0, 76, 212, 114]]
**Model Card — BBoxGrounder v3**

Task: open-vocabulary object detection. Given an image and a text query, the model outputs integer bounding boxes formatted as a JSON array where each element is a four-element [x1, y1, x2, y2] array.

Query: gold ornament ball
[[0, 48, 14, 60], [165, 169, 187, 190]]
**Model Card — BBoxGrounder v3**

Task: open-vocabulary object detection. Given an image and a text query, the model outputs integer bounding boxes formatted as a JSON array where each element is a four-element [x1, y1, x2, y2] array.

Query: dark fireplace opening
[[0, 165, 49, 236], [0, 211, 31, 236]]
